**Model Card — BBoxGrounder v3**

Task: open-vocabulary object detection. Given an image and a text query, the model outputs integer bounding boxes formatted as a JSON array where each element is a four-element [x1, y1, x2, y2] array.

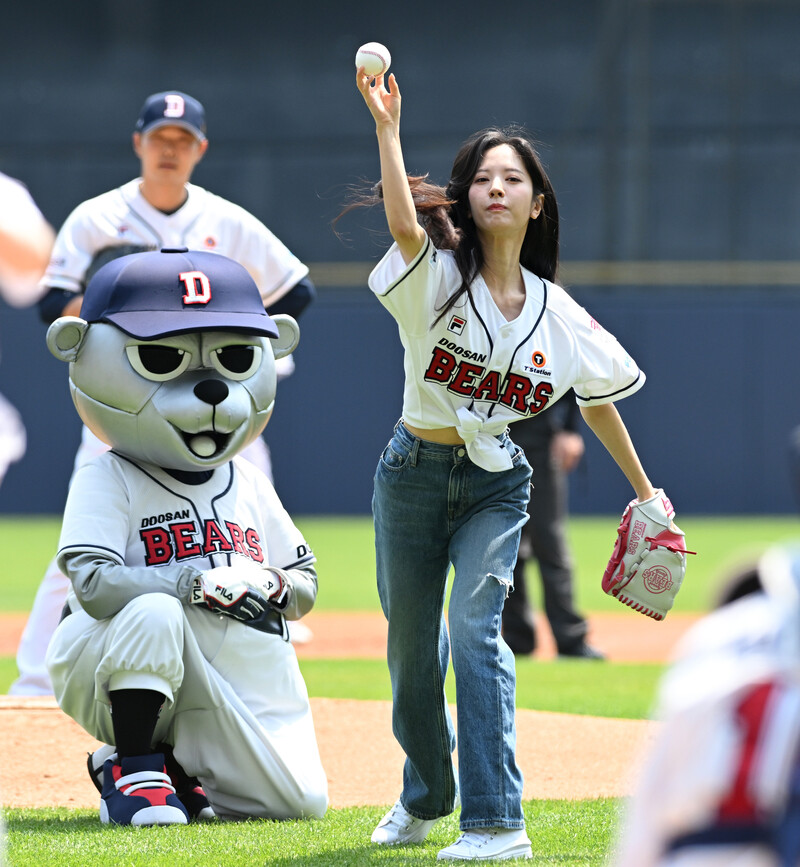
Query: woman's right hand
[[356, 68, 401, 129], [355, 66, 424, 260]]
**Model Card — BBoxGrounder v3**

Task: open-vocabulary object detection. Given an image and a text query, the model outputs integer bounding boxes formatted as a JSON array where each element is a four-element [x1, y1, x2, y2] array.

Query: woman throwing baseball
[[352, 61, 658, 861]]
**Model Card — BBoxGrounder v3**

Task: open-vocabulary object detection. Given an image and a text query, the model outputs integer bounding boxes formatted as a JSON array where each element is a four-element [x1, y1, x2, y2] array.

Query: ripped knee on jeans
[[490, 573, 513, 599]]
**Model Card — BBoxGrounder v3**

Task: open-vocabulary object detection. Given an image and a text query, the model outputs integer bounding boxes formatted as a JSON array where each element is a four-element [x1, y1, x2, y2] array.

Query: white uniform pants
[[46, 593, 327, 820], [11, 426, 272, 695]]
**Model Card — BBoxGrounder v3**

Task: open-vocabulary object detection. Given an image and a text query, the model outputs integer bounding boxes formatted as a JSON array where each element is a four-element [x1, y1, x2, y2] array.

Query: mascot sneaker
[[88, 744, 118, 792], [90, 745, 214, 821], [177, 785, 215, 822], [437, 828, 532, 861], [371, 800, 440, 844], [100, 753, 189, 826]]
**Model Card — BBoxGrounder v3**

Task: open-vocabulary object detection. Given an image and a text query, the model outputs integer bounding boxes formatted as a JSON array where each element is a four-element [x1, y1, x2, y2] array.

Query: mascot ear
[[268, 314, 300, 360], [46, 316, 90, 363]]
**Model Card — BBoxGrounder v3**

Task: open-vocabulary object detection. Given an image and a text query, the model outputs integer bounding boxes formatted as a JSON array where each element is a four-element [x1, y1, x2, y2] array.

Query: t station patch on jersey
[[447, 314, 466, 335]]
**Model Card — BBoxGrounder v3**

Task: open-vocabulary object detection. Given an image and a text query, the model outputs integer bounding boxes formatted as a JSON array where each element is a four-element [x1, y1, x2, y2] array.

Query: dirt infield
[[0, 610, 698, 810], [0, 610, 699, 662]]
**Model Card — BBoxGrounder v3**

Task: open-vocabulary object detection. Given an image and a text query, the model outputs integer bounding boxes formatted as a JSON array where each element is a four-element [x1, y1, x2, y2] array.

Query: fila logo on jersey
[[425, 345, 553, 416], [179, 270, 212, 305], [164, 94, 186, 118], [140, 517, 263, 566], [447, 315, 466, 335]]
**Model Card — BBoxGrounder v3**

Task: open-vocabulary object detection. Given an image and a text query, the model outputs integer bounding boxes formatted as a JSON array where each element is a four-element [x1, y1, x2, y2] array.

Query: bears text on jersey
[[424, 344, 554, 416], [140, 517, 263, 566]]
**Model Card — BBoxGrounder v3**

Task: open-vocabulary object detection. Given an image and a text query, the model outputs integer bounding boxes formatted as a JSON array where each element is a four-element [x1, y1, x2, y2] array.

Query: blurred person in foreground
[[0, 172, 54, 487], [612, 545, 800, 867]]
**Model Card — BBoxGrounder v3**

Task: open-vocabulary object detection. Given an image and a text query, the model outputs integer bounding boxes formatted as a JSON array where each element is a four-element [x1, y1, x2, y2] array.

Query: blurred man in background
[[502, 395, 605, 659]]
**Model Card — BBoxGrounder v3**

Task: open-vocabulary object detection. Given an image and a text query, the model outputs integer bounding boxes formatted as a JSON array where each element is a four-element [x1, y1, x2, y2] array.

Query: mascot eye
[[126, 345, 191, 381], [210, 345, 263, 380]]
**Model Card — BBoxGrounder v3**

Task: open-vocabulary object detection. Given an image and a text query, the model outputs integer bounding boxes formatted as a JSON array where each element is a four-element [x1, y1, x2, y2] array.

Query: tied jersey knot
[[454, 407, 513, 473]]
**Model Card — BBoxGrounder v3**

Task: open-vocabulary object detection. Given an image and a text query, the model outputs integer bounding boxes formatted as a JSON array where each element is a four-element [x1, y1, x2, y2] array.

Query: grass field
[[3, 513, 799, 865], [6, 800, 623, 866], [4, 513, 799, 615]]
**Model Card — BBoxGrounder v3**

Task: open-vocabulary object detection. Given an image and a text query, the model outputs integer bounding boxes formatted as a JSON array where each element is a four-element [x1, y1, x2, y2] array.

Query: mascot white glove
[[190, 565, 289, 630]]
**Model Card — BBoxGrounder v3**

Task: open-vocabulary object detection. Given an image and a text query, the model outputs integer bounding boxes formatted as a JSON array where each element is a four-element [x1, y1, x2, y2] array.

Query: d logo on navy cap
[[135, 91, 207, 141], [81, 248, 279, 339]]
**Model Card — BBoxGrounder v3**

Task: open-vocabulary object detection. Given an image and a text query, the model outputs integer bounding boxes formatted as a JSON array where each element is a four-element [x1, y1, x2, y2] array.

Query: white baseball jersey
[[42, 178, 308, 307], [369, 235, 645, 472], [57, 451, 316, 621]]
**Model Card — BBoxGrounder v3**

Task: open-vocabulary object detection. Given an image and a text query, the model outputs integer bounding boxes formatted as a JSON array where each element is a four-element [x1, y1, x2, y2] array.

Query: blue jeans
[[373, 420, 532, 830]]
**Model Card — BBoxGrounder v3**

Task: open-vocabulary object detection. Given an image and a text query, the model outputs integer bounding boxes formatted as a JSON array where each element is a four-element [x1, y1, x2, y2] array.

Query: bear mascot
[[44, 247, 328, 825]]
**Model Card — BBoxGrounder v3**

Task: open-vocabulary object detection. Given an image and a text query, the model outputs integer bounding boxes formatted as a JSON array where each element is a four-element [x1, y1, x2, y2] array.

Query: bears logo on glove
[[602, 489, 695, 621]]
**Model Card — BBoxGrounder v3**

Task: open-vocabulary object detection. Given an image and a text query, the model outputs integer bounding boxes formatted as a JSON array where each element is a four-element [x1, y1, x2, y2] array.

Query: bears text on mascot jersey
[[44, 248, 328, 826]]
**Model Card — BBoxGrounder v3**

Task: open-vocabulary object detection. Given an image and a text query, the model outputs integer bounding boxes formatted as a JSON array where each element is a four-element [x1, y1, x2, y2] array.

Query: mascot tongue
[[190, 435, 217, 457]]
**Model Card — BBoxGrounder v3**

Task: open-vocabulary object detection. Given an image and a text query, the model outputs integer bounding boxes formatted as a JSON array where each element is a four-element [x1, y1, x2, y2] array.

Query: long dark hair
[[337, 125, 560, 322]]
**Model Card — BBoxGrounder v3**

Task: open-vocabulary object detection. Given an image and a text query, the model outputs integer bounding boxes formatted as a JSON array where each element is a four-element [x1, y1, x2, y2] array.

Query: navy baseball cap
[[81, 248, 279, 339], [135, 91, 207, 141]]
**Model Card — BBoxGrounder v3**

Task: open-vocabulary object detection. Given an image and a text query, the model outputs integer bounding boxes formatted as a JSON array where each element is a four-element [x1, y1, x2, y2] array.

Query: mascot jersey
[[57, 452, 315, 622], [41, 179, 308, 307], [369, 234, 645, 472], [50, 447, 327, 819]]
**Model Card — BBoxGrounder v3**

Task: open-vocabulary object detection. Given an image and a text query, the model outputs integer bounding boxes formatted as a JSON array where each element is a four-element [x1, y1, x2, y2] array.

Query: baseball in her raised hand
[[355, 42, 391, 77]]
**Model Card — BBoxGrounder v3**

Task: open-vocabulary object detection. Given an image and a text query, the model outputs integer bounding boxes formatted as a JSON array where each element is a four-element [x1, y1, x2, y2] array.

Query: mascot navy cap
[[81, 248, 280, 339]]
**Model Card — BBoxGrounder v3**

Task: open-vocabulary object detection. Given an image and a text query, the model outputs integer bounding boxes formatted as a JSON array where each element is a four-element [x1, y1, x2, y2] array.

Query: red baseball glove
[[602, 489, 694, 620]]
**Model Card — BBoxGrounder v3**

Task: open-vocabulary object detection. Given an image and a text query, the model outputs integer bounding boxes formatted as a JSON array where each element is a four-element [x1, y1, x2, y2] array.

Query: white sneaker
[[437, 827, 532, 861], [371, 800, 439, 845]]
